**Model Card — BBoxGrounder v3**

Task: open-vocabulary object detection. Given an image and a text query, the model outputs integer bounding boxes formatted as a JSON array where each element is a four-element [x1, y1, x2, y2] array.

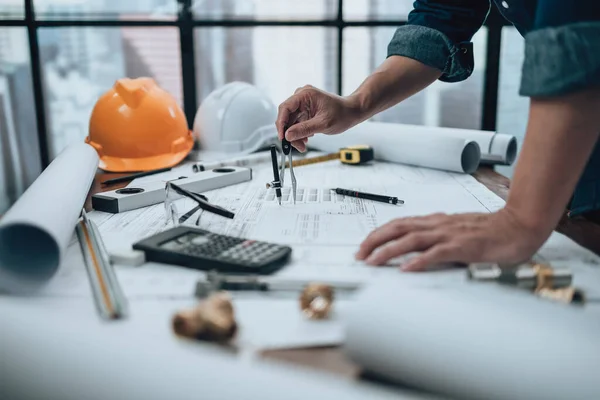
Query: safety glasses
[[164, 181, 235, 227]]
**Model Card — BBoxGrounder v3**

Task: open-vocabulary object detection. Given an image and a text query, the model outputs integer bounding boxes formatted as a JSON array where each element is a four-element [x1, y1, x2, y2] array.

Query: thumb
[[285, 118, 327, 141]]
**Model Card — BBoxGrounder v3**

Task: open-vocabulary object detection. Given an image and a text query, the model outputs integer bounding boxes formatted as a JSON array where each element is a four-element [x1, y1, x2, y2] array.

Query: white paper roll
[[308, 121, 482, 174], [486, 132, 518, 165], [0, 142, 99, 294], [423, 124, 517, 165], [342, 278, 600, 400], [0, 299, 433, 400]]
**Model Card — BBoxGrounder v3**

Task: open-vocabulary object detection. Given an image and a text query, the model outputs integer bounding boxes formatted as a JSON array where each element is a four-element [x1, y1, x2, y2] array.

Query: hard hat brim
[[97, 137, 194, 173]]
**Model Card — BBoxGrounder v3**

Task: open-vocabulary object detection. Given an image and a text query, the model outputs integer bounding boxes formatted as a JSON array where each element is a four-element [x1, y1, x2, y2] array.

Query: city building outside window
[[0, 0, 525, 214]]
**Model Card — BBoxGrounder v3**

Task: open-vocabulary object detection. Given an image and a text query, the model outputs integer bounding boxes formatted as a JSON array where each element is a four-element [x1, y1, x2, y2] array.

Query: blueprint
[[39, 158, 599, 298], [31, 158, 600, 353]]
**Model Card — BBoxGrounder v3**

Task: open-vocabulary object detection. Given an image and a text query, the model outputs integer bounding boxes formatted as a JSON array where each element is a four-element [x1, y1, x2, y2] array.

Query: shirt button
[[501, 1, 509, 8]]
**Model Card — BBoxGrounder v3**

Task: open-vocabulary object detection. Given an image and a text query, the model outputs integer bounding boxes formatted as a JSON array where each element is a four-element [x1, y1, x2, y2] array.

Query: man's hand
[[355, 209, 546, 271], [275, 56, 442, 152], [356, 87, 600, 272], [275, 85, 363, 152]]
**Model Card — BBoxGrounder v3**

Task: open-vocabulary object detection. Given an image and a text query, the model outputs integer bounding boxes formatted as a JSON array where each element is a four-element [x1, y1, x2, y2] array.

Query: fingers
[[364, 231, 446, 266], [355, 214, 446, 260], [400, 244, 461, 271], [276, 85, 316, 140], [285, 118, 326, 142], [289, 137, 309, 152], [276, 96, 301, 140], [292, 139, 306, 152]]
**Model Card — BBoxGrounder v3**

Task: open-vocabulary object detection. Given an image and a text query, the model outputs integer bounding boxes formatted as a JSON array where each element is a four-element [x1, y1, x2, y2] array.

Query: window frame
[[0, 0, 509, 168]]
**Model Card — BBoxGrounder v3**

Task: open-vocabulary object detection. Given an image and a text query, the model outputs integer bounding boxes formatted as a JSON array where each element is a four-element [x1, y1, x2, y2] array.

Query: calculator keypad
[[179, 234, 284, 267]]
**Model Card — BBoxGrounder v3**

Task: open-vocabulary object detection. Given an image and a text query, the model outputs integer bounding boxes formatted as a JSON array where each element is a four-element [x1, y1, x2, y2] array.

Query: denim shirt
[[387, 0, 600, 217]]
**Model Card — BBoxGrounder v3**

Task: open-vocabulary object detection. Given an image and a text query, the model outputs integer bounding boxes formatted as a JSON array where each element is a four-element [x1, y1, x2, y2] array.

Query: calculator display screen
[[159, 232, 203, 250]]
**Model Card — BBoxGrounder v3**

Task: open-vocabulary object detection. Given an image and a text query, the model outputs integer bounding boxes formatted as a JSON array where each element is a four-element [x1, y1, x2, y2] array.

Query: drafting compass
[[279, 136, 297, 204]]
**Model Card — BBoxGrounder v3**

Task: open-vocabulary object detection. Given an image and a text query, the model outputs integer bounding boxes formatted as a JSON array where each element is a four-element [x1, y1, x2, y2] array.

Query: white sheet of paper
[[85, 159, 596, 288]]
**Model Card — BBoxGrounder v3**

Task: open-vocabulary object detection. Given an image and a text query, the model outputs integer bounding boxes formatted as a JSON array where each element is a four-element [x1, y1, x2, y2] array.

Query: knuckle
[[439, 227, 456, 240], [409, 232, 427, 247], [377, 246, 394, 260], [437, 244, 457, 257], [361, 233, 376, 247], [294, 85, 314, 95], [391, 218, 407, 228], [298, 124, 310, 136], [278, 102, 289, 112], [430, 212, 447, 220]]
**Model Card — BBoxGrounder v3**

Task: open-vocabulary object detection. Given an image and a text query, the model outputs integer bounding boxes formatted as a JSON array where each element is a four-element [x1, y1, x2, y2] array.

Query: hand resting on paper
[[354, 209, 545, 271], [356, 88, 600, 271]]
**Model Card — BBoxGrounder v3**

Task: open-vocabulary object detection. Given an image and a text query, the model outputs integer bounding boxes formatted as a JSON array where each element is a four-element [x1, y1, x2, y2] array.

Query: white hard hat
[[193, 82, 279, 154]]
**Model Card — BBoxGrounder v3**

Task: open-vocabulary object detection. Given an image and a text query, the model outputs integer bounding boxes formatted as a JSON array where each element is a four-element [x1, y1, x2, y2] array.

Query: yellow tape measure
[[285, 145, 374, 168], [339, 145, 374, 165]]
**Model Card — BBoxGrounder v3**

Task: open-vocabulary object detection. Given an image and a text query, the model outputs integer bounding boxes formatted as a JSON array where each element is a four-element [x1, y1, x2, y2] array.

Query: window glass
[[192, 0, 337, 20], [0, 0, 24, 19], [343, 0, 413, 20], [34, 0, 177, 20], [39, 27, 183, 158], [343, 26, 488, 130], [195, 27, 337, 108], [495, 26, 527, 179], [0, 27, 40, 213]]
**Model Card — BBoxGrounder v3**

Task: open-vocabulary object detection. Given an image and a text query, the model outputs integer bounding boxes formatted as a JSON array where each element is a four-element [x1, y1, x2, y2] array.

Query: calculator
[[132, 226, 292, 275]]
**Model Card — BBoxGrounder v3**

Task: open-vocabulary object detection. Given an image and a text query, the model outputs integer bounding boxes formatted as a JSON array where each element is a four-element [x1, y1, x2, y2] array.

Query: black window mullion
[[24, 0, 50, 169], [337, 0, 344, 95], [177, 0, 197, 130], [481, 8, 504, 132]]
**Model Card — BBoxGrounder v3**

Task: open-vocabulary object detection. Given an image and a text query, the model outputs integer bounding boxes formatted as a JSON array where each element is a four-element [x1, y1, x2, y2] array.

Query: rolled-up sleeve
[[387, 0, 491, 82], [519, 0, 600, 97]]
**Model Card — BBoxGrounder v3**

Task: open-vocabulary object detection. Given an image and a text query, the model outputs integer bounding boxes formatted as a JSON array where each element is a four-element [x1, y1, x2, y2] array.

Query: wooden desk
[[87, 166, 600, 382]]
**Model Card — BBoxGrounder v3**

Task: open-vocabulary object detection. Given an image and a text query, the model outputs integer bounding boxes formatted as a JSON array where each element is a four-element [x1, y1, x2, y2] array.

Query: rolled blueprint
[[0, 142, 99, 294], [421, 124, 517, 165], [0, 299, 437, 400], [308, 121, 482, 174], [342, 278, 600, 400]]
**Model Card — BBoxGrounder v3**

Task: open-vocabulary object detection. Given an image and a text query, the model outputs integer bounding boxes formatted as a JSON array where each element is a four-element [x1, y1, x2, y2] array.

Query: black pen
[[168, 182, 235, 219], [101, 167, 172, 185], [333, 188, 404, 205]]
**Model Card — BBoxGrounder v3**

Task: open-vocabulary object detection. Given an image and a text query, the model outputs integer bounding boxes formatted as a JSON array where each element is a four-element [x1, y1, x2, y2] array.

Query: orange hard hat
[[86, 77, 194, 172]]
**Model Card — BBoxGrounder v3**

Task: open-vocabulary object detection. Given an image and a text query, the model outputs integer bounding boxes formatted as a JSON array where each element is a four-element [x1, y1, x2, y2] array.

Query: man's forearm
[[505, 88, 600, 238], [346, 55, 442, 124]]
